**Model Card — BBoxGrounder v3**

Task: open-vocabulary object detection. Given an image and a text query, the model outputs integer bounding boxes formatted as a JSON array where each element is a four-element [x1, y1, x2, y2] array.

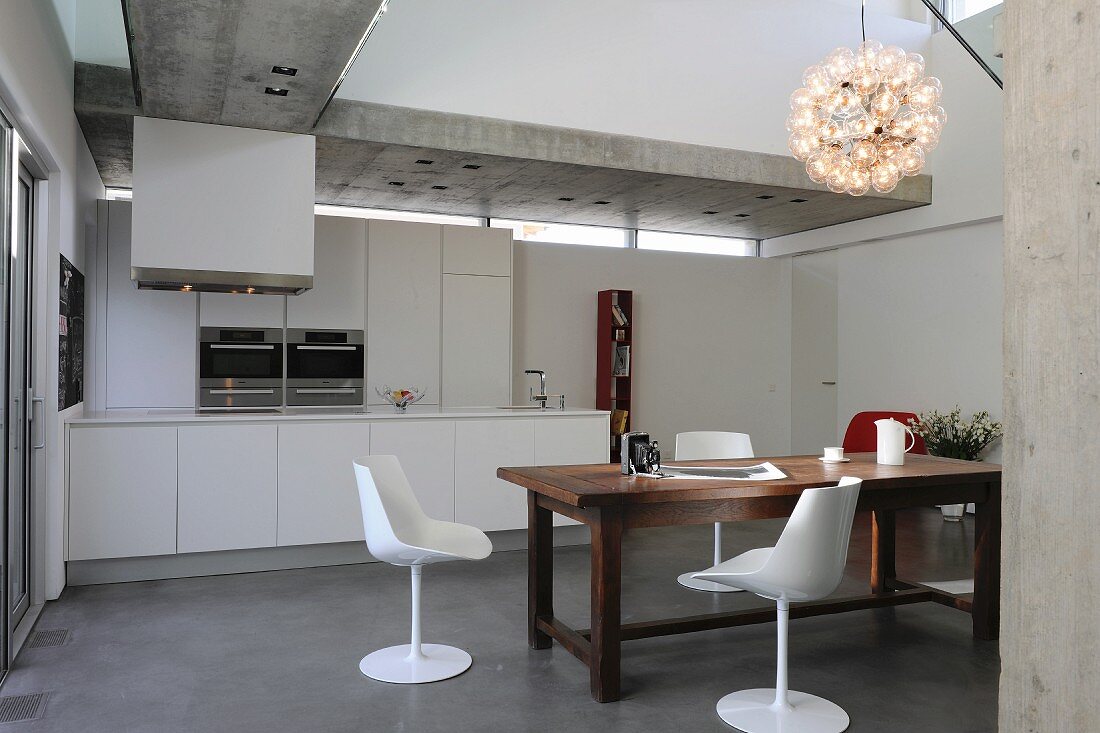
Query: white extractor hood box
[[131, 117, 315, 294]]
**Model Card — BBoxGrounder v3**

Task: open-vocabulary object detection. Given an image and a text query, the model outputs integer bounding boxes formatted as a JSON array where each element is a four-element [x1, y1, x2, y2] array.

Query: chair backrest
[[758, 476, 862, 602], [842, 411, 927, 454], [675, 431, 754, 461], [353, 455, 430, 564]]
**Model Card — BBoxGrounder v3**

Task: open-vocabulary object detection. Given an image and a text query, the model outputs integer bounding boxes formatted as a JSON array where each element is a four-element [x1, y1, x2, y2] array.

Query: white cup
[[823, 446, 845, 461]]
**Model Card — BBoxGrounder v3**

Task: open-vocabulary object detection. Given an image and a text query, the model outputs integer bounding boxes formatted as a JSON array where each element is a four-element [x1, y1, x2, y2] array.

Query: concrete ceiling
[[74, 0, 933, 240], [125, 0, 385, 131]]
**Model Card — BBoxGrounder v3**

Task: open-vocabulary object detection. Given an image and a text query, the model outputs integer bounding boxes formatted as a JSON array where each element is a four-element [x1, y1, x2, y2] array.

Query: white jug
[[875, 417, 915, 465]]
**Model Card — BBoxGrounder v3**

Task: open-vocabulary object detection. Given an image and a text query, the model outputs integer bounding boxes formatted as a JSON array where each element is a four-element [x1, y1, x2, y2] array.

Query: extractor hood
[[130, 117, 315, 294]]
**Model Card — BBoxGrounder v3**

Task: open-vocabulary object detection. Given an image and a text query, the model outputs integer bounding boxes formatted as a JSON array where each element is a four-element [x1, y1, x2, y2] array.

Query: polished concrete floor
[[6, 509, 996, 732]]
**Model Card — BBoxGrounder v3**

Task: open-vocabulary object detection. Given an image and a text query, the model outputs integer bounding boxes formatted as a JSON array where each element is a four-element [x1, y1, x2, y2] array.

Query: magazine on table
[[650, 461, 787, 481]]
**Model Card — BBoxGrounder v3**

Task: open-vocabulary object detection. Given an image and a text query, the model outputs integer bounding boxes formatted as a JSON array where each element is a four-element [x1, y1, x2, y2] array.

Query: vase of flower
[[908, 406, 1003, 522]]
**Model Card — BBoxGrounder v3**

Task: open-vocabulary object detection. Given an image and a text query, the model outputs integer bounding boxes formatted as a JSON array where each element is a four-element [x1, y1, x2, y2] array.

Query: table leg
[[871, 509, 897, 594], [528, 491, 554, 650], [972, 481, 1001, 640], [590, 505, 623, 703]]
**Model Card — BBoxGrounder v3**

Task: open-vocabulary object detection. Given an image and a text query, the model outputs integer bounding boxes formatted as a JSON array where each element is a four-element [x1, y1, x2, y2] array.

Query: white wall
[[513, 243, 792, 456], [342, 0, 929, 154], [1, 0, 106, 601], [835, 219, 1003, 460]]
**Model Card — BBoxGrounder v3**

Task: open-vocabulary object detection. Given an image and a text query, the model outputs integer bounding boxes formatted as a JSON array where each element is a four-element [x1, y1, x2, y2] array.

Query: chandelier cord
[[861, 0, 867, 43]]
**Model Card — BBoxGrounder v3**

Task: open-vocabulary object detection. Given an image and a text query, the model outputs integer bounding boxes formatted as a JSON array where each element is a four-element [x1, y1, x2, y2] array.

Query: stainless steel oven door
[[199, 327, 284, 408], [286, 329, 364, 406]]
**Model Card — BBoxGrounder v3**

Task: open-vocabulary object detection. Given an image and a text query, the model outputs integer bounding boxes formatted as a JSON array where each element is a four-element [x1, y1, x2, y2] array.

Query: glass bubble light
[[788, 40, 944, 195]]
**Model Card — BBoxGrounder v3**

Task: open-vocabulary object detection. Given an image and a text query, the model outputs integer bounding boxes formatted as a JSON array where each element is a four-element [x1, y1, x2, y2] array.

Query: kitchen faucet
[[524, 369, 565, 410]]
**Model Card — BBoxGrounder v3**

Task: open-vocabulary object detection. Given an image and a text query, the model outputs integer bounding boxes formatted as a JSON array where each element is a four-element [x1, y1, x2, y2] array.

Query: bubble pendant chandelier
[[786, 1, 945, 196]]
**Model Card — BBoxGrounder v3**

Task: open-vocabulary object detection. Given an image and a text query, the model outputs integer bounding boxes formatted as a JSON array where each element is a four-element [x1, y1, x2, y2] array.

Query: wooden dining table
[[497, 452, 1001, 703]]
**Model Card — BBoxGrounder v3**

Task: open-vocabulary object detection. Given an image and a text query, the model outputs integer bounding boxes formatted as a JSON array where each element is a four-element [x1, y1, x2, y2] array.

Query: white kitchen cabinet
[[454, 419, 534, 531], [367, 220, 442, 405], [442, 274, 512, 407], [277, 422, 371, 546], [369, 420, 456, 522], [103, 202, 198, 408], [442, 225, 512, 277], [68, 426, 178, 560], [199, 292, 285, 328], [177, 425, 279, 553], [287, 216, 367, 330], [535, 417, 611, 526]]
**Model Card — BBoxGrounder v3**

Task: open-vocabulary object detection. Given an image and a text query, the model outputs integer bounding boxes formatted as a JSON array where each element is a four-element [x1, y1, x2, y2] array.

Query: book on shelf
[[612, 344, 630, 376], [611, 304, 629, 327], [610, 409, 629, 435]]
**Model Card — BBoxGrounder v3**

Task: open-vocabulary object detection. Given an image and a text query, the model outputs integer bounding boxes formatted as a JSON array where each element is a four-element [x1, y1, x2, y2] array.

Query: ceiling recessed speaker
[[271, 66, 298, 76], [462, 164, 482, 170], [790, 198, 808, 203], [432, 185, 448, 190], [594, 200, 611, 205], [388, 181, 405, 187], [703, 210, 718, 215], [558, 197, 574, 201], [756, 194, 775, 199], [416, 159, 434, 165], [264, 87, 289, 96], [735, 213, 751, 217]]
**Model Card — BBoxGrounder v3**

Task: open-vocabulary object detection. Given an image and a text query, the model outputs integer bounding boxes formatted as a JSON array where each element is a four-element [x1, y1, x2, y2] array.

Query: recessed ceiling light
[[594, 200, 611, 205], [756, 195, 775, 199], [416, 159, 434, 165], [703, 210, 718, 215], [431, 185, 448, 190], [790, 198, 808, 203], [271, 66, 297, 76], [558, 197, 574, 201], [388, 181, 405, 186], [735, 213, 751, 217], [265, 87, 289, 96], [462, 164, 482, 170]]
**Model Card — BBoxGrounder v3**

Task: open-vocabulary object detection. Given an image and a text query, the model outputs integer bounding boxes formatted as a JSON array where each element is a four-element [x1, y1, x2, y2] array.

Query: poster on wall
[[59, 254, 84, 410]]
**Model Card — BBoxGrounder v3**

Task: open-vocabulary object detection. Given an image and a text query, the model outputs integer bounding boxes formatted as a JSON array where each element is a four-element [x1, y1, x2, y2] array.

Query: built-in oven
[[285, 329, 365, 406], [199, 327, 284, 408]]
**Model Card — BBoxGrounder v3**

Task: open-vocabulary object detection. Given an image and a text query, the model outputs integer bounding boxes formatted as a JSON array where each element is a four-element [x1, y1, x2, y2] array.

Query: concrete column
[[1001, 2, 1100, 730]]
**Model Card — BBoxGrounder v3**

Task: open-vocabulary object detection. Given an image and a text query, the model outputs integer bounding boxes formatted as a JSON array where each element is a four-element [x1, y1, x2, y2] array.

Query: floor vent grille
[[0, 693, 48, 724], [28, 629, 69, 649]]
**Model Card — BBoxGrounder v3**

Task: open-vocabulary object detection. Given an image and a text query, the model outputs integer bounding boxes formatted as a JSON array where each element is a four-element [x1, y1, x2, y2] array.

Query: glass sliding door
[[0, 112, 12, 680]]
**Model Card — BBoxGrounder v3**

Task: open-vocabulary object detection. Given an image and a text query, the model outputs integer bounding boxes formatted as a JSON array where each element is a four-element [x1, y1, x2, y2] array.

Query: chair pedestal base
[[716, 689, 849, 733], [677, 571, 744, 593], [359, 644, 472, 684]]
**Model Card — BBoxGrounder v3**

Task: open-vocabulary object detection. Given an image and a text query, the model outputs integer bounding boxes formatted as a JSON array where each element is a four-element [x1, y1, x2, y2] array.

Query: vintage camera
[[622, 431, 661, 475]]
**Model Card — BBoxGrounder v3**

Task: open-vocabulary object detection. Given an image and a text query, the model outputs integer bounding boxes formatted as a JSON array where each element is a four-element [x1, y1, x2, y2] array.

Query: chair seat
[[392, 519, 492, 566], [693, 547, 774, 589]]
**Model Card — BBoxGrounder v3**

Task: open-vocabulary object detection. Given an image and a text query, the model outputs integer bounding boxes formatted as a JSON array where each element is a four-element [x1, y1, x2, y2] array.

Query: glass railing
[[921, 0, 1003, 88]]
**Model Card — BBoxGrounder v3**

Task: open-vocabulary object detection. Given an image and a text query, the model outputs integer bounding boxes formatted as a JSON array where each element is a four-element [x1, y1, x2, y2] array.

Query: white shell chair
[[354, 455, 492, 684], [693, 476, 862, 733], [675, 431, 755, 593]]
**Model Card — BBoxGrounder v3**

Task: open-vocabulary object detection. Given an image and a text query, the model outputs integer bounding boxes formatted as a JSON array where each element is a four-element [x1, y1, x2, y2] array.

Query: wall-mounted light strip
[[311, 0, 391, 129]]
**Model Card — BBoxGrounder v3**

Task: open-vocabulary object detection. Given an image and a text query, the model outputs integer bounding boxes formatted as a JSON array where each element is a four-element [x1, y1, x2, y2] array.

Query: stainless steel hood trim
[[131, 266, 313, 294]]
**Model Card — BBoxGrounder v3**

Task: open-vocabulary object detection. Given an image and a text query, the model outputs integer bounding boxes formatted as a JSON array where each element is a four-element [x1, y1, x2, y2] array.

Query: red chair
[[842, 411, 927, 455]]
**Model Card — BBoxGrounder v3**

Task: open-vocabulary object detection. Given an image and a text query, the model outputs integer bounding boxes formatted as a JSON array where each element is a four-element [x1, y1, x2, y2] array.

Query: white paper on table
[[652, 461, 787, 481]]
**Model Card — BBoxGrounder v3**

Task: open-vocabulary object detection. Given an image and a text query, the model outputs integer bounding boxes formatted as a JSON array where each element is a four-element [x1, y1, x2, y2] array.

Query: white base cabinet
[[276, 422, 371, 546], [534, 418, 611, 527], [177, 425, 279, 553], [455, 420, 535, 531], [68, 426, 178, 560], [370, 421, 456, 522], [66, 412, 608, 562]]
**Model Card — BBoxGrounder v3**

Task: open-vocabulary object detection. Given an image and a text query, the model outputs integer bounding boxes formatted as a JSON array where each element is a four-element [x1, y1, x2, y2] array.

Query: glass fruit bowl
[[375, 386, 426, 412]]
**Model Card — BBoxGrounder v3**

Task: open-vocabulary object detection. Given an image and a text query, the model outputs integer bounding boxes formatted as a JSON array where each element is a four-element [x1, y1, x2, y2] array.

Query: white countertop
[[68, 405, 611, 425]]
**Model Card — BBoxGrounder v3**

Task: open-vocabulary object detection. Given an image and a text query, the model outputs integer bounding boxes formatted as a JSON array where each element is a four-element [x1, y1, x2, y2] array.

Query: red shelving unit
[[596, 289, 632, 463]]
